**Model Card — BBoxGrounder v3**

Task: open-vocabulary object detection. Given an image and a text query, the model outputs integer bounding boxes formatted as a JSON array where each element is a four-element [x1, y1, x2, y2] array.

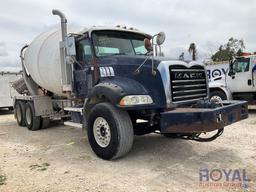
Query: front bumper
[[160, 100, 248, 133]]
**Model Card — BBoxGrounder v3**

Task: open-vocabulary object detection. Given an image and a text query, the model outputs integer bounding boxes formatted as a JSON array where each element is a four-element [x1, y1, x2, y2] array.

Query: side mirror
[[65, 36, 76, 56], [144, 38, 153, 52], [228, 60, 235, 76], [156, 32, 166, 45], [228, 69, 235, 76]]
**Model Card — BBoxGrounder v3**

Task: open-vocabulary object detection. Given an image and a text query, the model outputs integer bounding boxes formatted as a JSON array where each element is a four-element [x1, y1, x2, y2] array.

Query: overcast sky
[[0, 0, 255, 71]]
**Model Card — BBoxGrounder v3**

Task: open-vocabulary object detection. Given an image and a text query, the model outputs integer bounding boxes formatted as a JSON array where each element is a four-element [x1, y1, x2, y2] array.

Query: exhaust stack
[[52, 9, 72, 96], [52, 9, 67, 42]]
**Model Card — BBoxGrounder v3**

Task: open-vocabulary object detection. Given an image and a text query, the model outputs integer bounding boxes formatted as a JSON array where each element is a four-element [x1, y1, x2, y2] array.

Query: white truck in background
[[209, 54, 256, 104], [206, 62, 229, 82], [0, 71, 22, 110]]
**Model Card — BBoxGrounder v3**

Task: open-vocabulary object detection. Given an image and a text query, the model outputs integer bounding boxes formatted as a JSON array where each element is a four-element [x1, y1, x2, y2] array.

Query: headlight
[[119, 95, 153, 106]]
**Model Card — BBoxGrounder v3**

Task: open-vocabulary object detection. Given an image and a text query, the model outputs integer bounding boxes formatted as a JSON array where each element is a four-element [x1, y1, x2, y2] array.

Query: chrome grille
[[169, 65, 208, 103]]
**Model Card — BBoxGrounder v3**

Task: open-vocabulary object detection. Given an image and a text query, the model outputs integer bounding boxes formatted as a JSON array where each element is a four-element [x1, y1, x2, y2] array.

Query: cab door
[[73, 37, 94, 98], [226, 57, 253, 93]]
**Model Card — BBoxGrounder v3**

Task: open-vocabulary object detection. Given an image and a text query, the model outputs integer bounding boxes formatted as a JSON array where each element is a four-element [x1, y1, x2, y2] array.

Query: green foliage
[[212, 37, 245, 62], [236, 49, 243, 56], [211, 49, 233, 61], [29, 162, 50, 171], [0, 174, 7, 185], [188, 43, 197, 61]]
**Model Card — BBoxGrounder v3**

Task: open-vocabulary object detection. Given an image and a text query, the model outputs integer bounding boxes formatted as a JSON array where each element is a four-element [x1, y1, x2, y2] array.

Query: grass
[[29, 162, 50, 171], [0, 174, 7, 185]]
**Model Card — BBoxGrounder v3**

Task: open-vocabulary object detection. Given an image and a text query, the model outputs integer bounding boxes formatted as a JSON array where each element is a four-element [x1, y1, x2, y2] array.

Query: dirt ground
[[0, 109, 255, 192]]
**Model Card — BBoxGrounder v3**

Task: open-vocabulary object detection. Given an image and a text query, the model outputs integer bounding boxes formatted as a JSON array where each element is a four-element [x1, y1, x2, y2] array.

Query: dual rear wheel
[[15, 101, 135, 159], [15, 101, 49, 131]]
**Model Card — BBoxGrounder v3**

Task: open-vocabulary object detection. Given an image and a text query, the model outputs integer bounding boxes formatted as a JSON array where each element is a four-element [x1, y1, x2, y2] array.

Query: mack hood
[[97, 55, 171, 68], [97, 55, 207, 108]]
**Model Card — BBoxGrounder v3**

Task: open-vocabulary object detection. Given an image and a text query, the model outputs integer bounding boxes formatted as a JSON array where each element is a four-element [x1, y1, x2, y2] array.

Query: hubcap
[[210, 95, 222, 103], [93, 117, 111, 148], [26, 107, 32, 125]]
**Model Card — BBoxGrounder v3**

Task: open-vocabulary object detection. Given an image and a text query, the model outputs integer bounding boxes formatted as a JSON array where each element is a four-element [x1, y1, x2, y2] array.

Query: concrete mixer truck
[[14, 10, 248, 160]]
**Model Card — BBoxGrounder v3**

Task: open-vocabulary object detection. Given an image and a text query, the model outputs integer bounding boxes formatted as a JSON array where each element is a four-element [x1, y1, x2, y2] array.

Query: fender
[[85, 77, 149, 108], [209, 84, 232, 100], [209, 75, 232, 100]]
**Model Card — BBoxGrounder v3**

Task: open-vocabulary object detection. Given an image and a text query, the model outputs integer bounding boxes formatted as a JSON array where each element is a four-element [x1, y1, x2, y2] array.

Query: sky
[[0, 0, 255, 71]]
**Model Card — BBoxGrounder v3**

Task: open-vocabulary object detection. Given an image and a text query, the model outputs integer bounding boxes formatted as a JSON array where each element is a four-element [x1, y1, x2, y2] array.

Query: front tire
[[163, 133, 180, 138], [210, 90, 227, 103], [87, 102, 134, 160], [25, 102, 41, 131]]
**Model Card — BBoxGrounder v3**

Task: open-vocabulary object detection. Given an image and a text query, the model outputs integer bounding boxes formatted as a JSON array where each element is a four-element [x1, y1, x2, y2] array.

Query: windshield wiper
[[99, 53, 127, 57], [110, 53, 127, 55], [135, 52, 146, 55]]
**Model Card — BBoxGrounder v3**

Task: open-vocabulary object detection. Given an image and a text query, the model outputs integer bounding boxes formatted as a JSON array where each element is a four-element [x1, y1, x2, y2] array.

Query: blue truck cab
[[67, 26, 248, 159]]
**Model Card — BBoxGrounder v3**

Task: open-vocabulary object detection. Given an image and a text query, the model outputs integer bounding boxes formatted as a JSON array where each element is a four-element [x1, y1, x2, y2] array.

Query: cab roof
[[78, 26, 152, 39]]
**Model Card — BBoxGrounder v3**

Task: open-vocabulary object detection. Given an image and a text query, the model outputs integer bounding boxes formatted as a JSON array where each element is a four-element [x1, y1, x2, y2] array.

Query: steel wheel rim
[[93, 117, 111, 148], [210, 95, 222, 103], [26, 107, 32, 125]]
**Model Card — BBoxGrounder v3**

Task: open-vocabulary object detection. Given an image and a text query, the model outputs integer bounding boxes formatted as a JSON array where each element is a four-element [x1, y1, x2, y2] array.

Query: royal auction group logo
[[199, 168, 251, 189]]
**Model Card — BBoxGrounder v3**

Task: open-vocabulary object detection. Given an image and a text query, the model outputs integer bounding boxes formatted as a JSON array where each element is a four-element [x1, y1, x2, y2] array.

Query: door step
[[64, 107, 83, 114], [64, 107, 83, 125], [64, 121, 83, 128]]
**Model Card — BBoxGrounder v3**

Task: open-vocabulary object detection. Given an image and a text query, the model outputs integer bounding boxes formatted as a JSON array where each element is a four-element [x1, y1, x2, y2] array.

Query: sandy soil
[[0, 109, 255, 192]]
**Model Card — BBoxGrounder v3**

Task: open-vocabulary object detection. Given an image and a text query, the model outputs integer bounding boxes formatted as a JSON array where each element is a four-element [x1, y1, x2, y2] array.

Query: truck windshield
[[233, 57, 250, 73], [92, 31, 148, 57]]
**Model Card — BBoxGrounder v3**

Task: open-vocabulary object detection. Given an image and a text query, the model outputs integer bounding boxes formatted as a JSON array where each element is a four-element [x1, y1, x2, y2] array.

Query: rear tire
[[25, 102, 41, 131], [15, 101, 26, 126], [87, 102, 134, 160]]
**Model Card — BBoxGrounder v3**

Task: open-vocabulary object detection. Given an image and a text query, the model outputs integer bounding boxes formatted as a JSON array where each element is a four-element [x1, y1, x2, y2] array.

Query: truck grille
[[169, 65, 208, 103]]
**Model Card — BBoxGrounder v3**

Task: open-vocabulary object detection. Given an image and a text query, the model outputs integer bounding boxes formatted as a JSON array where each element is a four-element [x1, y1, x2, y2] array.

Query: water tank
[[24, 29, 66, 96]]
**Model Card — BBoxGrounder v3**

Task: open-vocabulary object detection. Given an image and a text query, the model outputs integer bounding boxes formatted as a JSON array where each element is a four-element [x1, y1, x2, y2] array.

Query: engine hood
[[97, 55, 171, 68], [97, 55, 171, 109], [97, 55, 204, 69], [96, 55, 207, 109]]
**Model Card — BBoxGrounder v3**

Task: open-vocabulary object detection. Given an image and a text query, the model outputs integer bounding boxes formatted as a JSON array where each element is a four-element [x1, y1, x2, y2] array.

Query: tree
[[211, 49, 233, 62], [225, 37, 245, 54], [188, 43, 197, 61], [179, 52, 184, 61], [236, 49, 243, 57], [212, 37, 245, 62]]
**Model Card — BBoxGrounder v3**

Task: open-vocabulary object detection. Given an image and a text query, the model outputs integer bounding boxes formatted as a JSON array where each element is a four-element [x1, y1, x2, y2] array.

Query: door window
[[233, 58, 250, 73], [77, 39, 92, 65]]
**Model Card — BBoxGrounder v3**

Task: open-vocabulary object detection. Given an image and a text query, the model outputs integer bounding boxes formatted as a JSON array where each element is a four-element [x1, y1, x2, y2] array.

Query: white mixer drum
[[24, 29, 65, 96]]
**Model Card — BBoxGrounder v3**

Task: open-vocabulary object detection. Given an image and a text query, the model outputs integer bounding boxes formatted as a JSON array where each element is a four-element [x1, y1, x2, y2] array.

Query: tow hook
[[216, 112, 222, 123]]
